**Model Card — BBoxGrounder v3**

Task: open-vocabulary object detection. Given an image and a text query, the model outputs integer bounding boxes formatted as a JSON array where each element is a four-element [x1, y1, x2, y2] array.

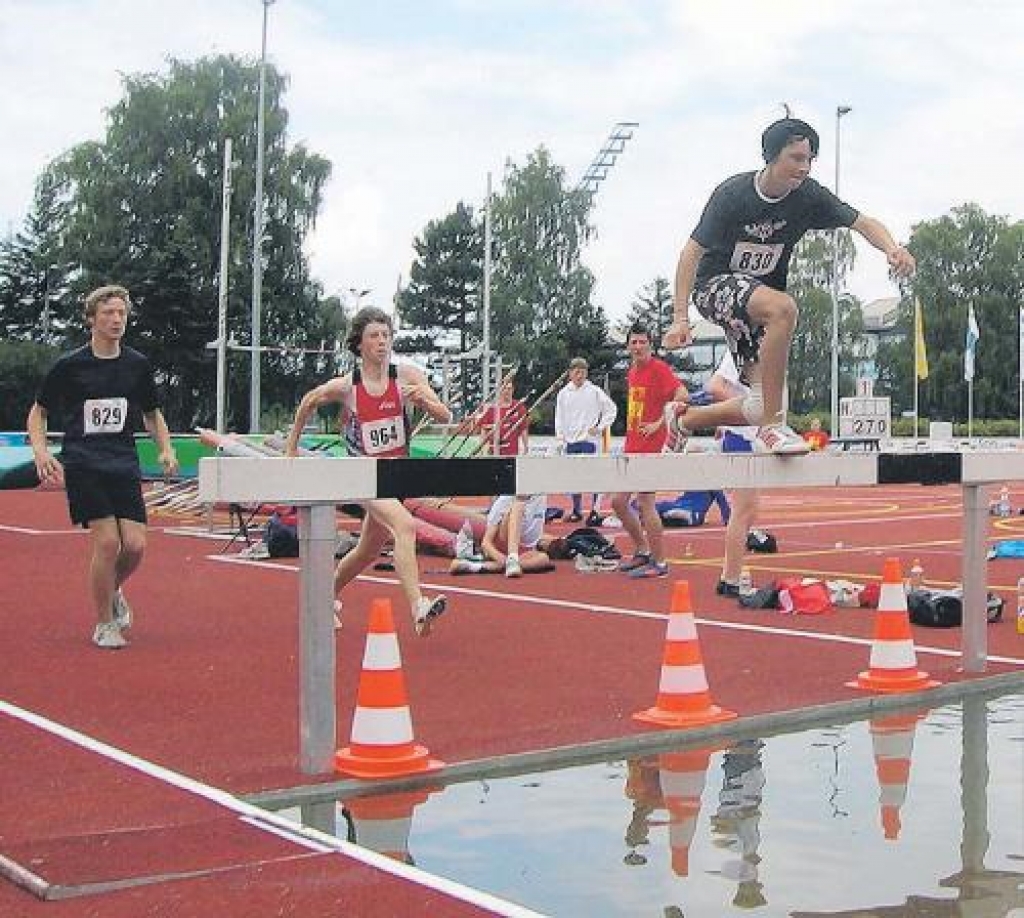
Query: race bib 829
[[83, 398, 128, 435]]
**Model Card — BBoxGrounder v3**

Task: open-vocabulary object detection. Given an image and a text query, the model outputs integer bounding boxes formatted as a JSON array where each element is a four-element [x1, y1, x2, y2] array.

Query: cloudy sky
[[2, 0, 1022, 327]]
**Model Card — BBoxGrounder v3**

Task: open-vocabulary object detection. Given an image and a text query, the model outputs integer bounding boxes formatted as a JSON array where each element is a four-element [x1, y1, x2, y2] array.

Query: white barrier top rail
[[197, 450, 1023, 505]]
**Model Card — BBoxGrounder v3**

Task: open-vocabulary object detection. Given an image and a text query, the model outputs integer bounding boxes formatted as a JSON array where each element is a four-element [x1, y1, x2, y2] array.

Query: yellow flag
[[914, 297, 929, 380]]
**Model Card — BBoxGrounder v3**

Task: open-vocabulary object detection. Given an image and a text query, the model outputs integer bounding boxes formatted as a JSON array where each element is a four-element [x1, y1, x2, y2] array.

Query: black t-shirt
[[36, 345, 161, 476], [692, 171, 859, 291]]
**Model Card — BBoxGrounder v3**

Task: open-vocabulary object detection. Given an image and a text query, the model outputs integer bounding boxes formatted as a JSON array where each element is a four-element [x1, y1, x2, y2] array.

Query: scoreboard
[[838, 396, 891, 440]]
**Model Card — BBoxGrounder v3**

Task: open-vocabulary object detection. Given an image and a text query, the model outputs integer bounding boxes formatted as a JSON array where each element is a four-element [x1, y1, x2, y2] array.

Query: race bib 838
[[730, 242, 783, 276]]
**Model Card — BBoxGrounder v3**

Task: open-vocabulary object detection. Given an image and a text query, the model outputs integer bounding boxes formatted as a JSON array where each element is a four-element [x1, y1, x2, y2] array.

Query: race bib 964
[[361, 417, 406, 455]]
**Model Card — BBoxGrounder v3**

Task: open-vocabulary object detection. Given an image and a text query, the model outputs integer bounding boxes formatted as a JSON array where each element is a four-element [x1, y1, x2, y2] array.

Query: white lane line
[[0, 524, 82, 535], [206, 555, 1024, 666], [0, 701, 546, 918]]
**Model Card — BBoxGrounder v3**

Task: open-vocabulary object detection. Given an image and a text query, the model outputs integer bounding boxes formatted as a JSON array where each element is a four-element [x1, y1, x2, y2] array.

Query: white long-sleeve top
[[554, 379, 618, 447]]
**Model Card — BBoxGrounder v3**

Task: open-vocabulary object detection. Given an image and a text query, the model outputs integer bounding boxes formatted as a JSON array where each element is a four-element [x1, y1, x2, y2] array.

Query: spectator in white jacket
[[554, 357, 618, 524]]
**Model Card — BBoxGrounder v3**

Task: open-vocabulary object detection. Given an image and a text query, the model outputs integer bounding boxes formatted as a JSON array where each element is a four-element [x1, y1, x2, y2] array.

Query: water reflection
[[261, 691, 1023, 917], [710, 738, 766, 909]]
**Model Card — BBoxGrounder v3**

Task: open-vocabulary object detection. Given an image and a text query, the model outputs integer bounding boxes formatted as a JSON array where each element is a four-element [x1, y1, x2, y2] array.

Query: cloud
[[1, 0, 1021, 324]]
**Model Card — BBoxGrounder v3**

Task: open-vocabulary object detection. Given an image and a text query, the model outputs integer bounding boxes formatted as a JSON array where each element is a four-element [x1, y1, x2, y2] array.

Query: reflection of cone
[[335, 598, 445, 778], [659, 748, 715, 877], [870, 712, 923, 840], [342, 788, 437, 863], [847, 558, 941, 693], [634, 581, 737, 727]]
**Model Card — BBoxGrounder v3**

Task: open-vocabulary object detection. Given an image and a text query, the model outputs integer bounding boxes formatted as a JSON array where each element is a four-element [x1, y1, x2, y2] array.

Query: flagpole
[[968, 380, 974, 440]]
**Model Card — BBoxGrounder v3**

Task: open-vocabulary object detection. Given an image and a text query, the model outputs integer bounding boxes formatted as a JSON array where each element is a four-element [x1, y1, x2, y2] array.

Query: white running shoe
[[454, 521, 475, 560], [505, 555, 523, 578], [754, 423, 811, 455], [414, 595, 447, 637], [449, 558, 480, 576], [662, 403, 692, 454], [92, 621, 127, 649], [112, 589, 132, 630]]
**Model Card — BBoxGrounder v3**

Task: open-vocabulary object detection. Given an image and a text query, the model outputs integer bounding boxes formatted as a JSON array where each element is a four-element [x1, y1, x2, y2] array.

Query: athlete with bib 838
[[663, 117, 915, 455]]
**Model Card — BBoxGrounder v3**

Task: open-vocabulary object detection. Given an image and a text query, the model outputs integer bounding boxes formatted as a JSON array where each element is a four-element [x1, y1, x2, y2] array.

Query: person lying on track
[[447, 494, 569, 576], [284, 306, 452, 636]]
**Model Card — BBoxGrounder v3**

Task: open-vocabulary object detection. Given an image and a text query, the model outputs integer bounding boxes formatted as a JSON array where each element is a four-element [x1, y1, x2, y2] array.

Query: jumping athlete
[[284, 306, 452, 635], [27, 285, 179, 649], [664, 116, 915, 454]]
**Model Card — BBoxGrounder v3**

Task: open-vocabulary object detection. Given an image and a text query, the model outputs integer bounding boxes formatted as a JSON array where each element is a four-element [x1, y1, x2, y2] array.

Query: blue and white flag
[[964, 303, 980, 382]]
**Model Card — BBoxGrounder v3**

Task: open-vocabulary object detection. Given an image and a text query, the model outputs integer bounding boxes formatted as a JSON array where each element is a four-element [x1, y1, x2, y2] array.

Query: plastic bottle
[[738, 567, 754, 597], [1017, 576, 1024, 635], [909, 558, 924, 591]]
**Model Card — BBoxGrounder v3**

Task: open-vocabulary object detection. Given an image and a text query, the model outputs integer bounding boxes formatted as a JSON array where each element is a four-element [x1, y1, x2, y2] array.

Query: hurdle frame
[[199, 450, 1020, 774]]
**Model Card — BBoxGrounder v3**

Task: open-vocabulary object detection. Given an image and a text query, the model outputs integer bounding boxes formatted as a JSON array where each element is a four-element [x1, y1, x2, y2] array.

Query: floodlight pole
[[830, 105, 852, 436], [250, 0, 274, 433]]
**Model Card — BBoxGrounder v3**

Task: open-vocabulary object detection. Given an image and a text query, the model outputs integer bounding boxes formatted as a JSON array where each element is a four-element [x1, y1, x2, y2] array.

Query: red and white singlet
[[343, 365, 409, 458]]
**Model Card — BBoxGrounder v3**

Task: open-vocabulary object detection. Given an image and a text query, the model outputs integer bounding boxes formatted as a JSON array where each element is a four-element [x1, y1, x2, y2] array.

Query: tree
[[901, 204, 1024, 422], [786, 229, 863, 414], [396, 203, 483, 408], [617, 277, 674, 347], [2, 55, 332, 430], [489, 147, 612, 410], [0, 170, 70, 346]]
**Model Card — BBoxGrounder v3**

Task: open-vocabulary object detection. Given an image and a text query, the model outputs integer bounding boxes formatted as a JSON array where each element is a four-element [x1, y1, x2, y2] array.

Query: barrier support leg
[[960, 484, 988, 673], [298, 504, 337, 774]]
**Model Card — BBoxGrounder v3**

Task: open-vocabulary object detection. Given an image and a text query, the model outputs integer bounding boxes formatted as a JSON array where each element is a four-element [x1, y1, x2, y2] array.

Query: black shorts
[[693, 273, 765, 379], [64, 468, 147, 528]]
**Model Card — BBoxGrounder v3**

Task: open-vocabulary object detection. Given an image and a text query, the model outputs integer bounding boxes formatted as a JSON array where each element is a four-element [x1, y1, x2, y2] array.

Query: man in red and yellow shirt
[[611, 324, 688, 579]]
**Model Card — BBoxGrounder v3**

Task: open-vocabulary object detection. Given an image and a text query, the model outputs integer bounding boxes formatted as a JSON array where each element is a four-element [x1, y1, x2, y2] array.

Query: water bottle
[[998, 486, 1011, 517], [909, 558, 924, 591], [738, 567, 754, 597], [1017, 576, 1024, 635]]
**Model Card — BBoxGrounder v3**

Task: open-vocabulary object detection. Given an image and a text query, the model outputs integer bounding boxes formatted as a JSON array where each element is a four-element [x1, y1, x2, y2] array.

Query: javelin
[[466, 368, 568, 458], [434, 364, 520, 458]]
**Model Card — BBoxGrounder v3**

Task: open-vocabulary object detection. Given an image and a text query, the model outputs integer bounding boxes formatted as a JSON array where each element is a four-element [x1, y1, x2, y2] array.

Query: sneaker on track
[[716, 579, 741, 598], [618, 552, 652, 573], [753, 423, 810, 455], [414, 595, 447, 637], [628, 560, 669, 579], [92, 621, 127, 649], [112, 589, 132, 630], [505, 556, 523, 578]]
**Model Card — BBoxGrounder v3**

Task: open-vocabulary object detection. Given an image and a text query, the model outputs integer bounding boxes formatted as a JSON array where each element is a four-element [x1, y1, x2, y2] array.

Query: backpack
[[564, 527, 621, 560], [746, 529, 778, 553], [264, 509, 299, 558]]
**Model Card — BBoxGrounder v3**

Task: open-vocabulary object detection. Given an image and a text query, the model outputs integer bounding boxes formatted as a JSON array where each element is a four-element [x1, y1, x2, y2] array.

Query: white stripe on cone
[[666, 614, 698, 641], [869, 641, 918, 670], [659, 664, 711, 694], [363, 633, 402, 670], [351, 706, 414, 745]]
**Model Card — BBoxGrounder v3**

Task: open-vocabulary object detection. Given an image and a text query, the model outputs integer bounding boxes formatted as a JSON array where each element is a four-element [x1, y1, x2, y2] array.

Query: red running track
[[1, 485, 1022, 916]]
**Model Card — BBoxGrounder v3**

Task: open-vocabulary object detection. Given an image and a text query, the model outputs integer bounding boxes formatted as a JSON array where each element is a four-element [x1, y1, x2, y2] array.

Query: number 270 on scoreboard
[[839, 396, 891, 439]]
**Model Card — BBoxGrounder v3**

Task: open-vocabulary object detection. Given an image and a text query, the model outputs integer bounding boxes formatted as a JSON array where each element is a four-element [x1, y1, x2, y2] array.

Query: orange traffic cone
[[335, 598, 445, 778], [870, 711, 924, 840], [847, 558, 941, 693], [658, 747, 716, 877], [634, 581, 737, 727], [342, 788, 438, 863]]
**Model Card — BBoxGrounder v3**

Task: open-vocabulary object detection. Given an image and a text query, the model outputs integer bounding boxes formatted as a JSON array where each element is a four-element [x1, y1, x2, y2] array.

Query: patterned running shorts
[[693, 273, 765, 380]]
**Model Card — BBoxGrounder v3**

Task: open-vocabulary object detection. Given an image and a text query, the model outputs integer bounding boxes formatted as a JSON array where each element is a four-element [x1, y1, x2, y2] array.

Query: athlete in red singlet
[[285, 307, 453, 635]]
